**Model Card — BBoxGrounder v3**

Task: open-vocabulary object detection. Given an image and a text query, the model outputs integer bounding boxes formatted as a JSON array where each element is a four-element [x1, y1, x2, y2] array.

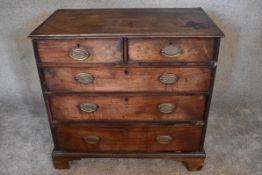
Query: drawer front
[[44, 67, 211, 92], [128, 38, 214, 62], [147, 125, 202, 151], [37, 39, 122, 63], [49, 94, 206, 121], [55, 124, 202, 152]]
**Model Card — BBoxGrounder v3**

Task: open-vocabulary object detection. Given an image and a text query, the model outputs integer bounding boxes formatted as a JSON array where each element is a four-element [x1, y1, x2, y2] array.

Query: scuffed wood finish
[[49, 94, 206, 121], [53, 156, 80, 169], [128, 38, 214, 62], [176, 157, 205, 171], [37, 39, 122, 63], [53, 148, 204, 170], [29, 8, 224, 171], [29, 8, 224, 38], [44, 67, 211, 92], [52, 150, 205, 170], [55, 125, 147, 152], [55, 124, 202, 152], [147, 125, 202, 151]]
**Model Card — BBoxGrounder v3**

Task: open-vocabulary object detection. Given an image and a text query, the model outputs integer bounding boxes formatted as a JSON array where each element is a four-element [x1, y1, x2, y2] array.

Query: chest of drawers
[[29, 8, 224, 171]]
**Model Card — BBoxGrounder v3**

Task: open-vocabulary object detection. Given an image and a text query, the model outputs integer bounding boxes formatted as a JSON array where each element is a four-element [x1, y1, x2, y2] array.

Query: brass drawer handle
[[156, 135, 173, 144], [160, 44, 182, 57], [80, 103, 97, 113], [75, 73, 95, 84], [159, 73, 178, 84], [158, 103, 176, 113], [83, 136, 101, 144], [69, 47, 89, 60]]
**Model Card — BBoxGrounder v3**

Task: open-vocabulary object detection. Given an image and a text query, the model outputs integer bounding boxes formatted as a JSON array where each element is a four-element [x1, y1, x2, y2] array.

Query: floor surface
[[0, 102, 261, 175]]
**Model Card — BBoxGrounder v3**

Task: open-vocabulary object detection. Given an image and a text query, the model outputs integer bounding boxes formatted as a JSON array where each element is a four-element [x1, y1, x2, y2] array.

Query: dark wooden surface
[[37, 39, 123, 63], [147, 125, 202, 151], [29, 8, 224, 38], [199, 38, 221, 150], [49, 94, 206, 121], [176, 157, 205, 171], [55, 124, 202, 152], [52, 150, 205, 170], [43, 67, 211, 92], [128, 38, 214, 62], [37, 38, 215, 64], [29, 8, 224, 171]]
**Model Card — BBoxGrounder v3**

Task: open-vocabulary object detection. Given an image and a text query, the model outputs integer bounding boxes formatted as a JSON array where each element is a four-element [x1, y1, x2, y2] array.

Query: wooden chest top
[[29, 8, 224, 38]]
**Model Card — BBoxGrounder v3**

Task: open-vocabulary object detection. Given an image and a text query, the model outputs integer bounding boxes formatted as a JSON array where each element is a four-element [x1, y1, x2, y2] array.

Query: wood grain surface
[[128, 38, 214, 62], [29, 8, 224, 171], [55, 124, 202, 152], [44, 67, 211, 92], [37, 39, 122, 63], [29, 8, 224, 37], [49, 94, 206, 121]]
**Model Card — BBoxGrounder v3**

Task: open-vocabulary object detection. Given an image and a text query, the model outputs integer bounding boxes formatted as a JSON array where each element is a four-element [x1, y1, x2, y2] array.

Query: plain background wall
[[0, 0, 261, 108]]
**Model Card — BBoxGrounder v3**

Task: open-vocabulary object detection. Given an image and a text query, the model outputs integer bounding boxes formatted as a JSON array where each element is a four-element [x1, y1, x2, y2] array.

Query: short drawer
[[55, 124, 202, 152], [49, 94, 206, 121], [147, 125, 202, 151], [128, 38, 214, 62], [36, 39, 123, 63], [44, 67, 211, 92]]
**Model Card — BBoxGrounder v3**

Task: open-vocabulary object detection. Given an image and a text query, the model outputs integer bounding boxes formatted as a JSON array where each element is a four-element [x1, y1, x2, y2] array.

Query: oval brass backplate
[[160, 44, 182, 57], [159, 73, 178, 84], [69, 47, 89, 60], [83, 136, 101, 144], [80, 103, 97, 113], [75, 73, 94, 84], [156, 135, 173, 144], [158, 103, 176, 113]]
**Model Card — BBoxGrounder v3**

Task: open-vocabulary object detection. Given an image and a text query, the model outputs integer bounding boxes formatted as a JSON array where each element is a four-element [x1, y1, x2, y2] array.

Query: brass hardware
[[83, 136, 101, 144], [160, 44, 182, 57], [159, 73, 178, 84], [195, 121, 205, 126], [69, 47, 89, 60], [213, 61, 218, 68], [75, 73, 94, 84], [158, 103, 176, 113], [156, 135, 173, 144], [80, 103, 97, 113]]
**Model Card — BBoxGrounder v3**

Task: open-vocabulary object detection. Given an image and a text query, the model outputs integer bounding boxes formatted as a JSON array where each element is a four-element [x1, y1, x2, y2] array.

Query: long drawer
[[49, 94, 206, 121], [55, 124, 202, 152], [43, 67, 211, 92]]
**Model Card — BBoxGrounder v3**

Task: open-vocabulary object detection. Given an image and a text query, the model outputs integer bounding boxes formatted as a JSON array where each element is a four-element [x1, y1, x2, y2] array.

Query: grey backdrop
[[0, 0, 261, 107], [0, 1, 262, 175]]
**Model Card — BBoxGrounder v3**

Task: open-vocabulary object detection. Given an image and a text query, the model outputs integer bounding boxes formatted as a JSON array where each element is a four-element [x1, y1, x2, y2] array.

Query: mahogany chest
[[29, 8, 224, 171]]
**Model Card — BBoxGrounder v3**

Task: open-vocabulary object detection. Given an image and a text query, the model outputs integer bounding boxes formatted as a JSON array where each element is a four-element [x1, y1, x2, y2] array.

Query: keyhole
[[124, 69, 129, 75], [76, 43, 80, 48], [124, 97, 129, 102]]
